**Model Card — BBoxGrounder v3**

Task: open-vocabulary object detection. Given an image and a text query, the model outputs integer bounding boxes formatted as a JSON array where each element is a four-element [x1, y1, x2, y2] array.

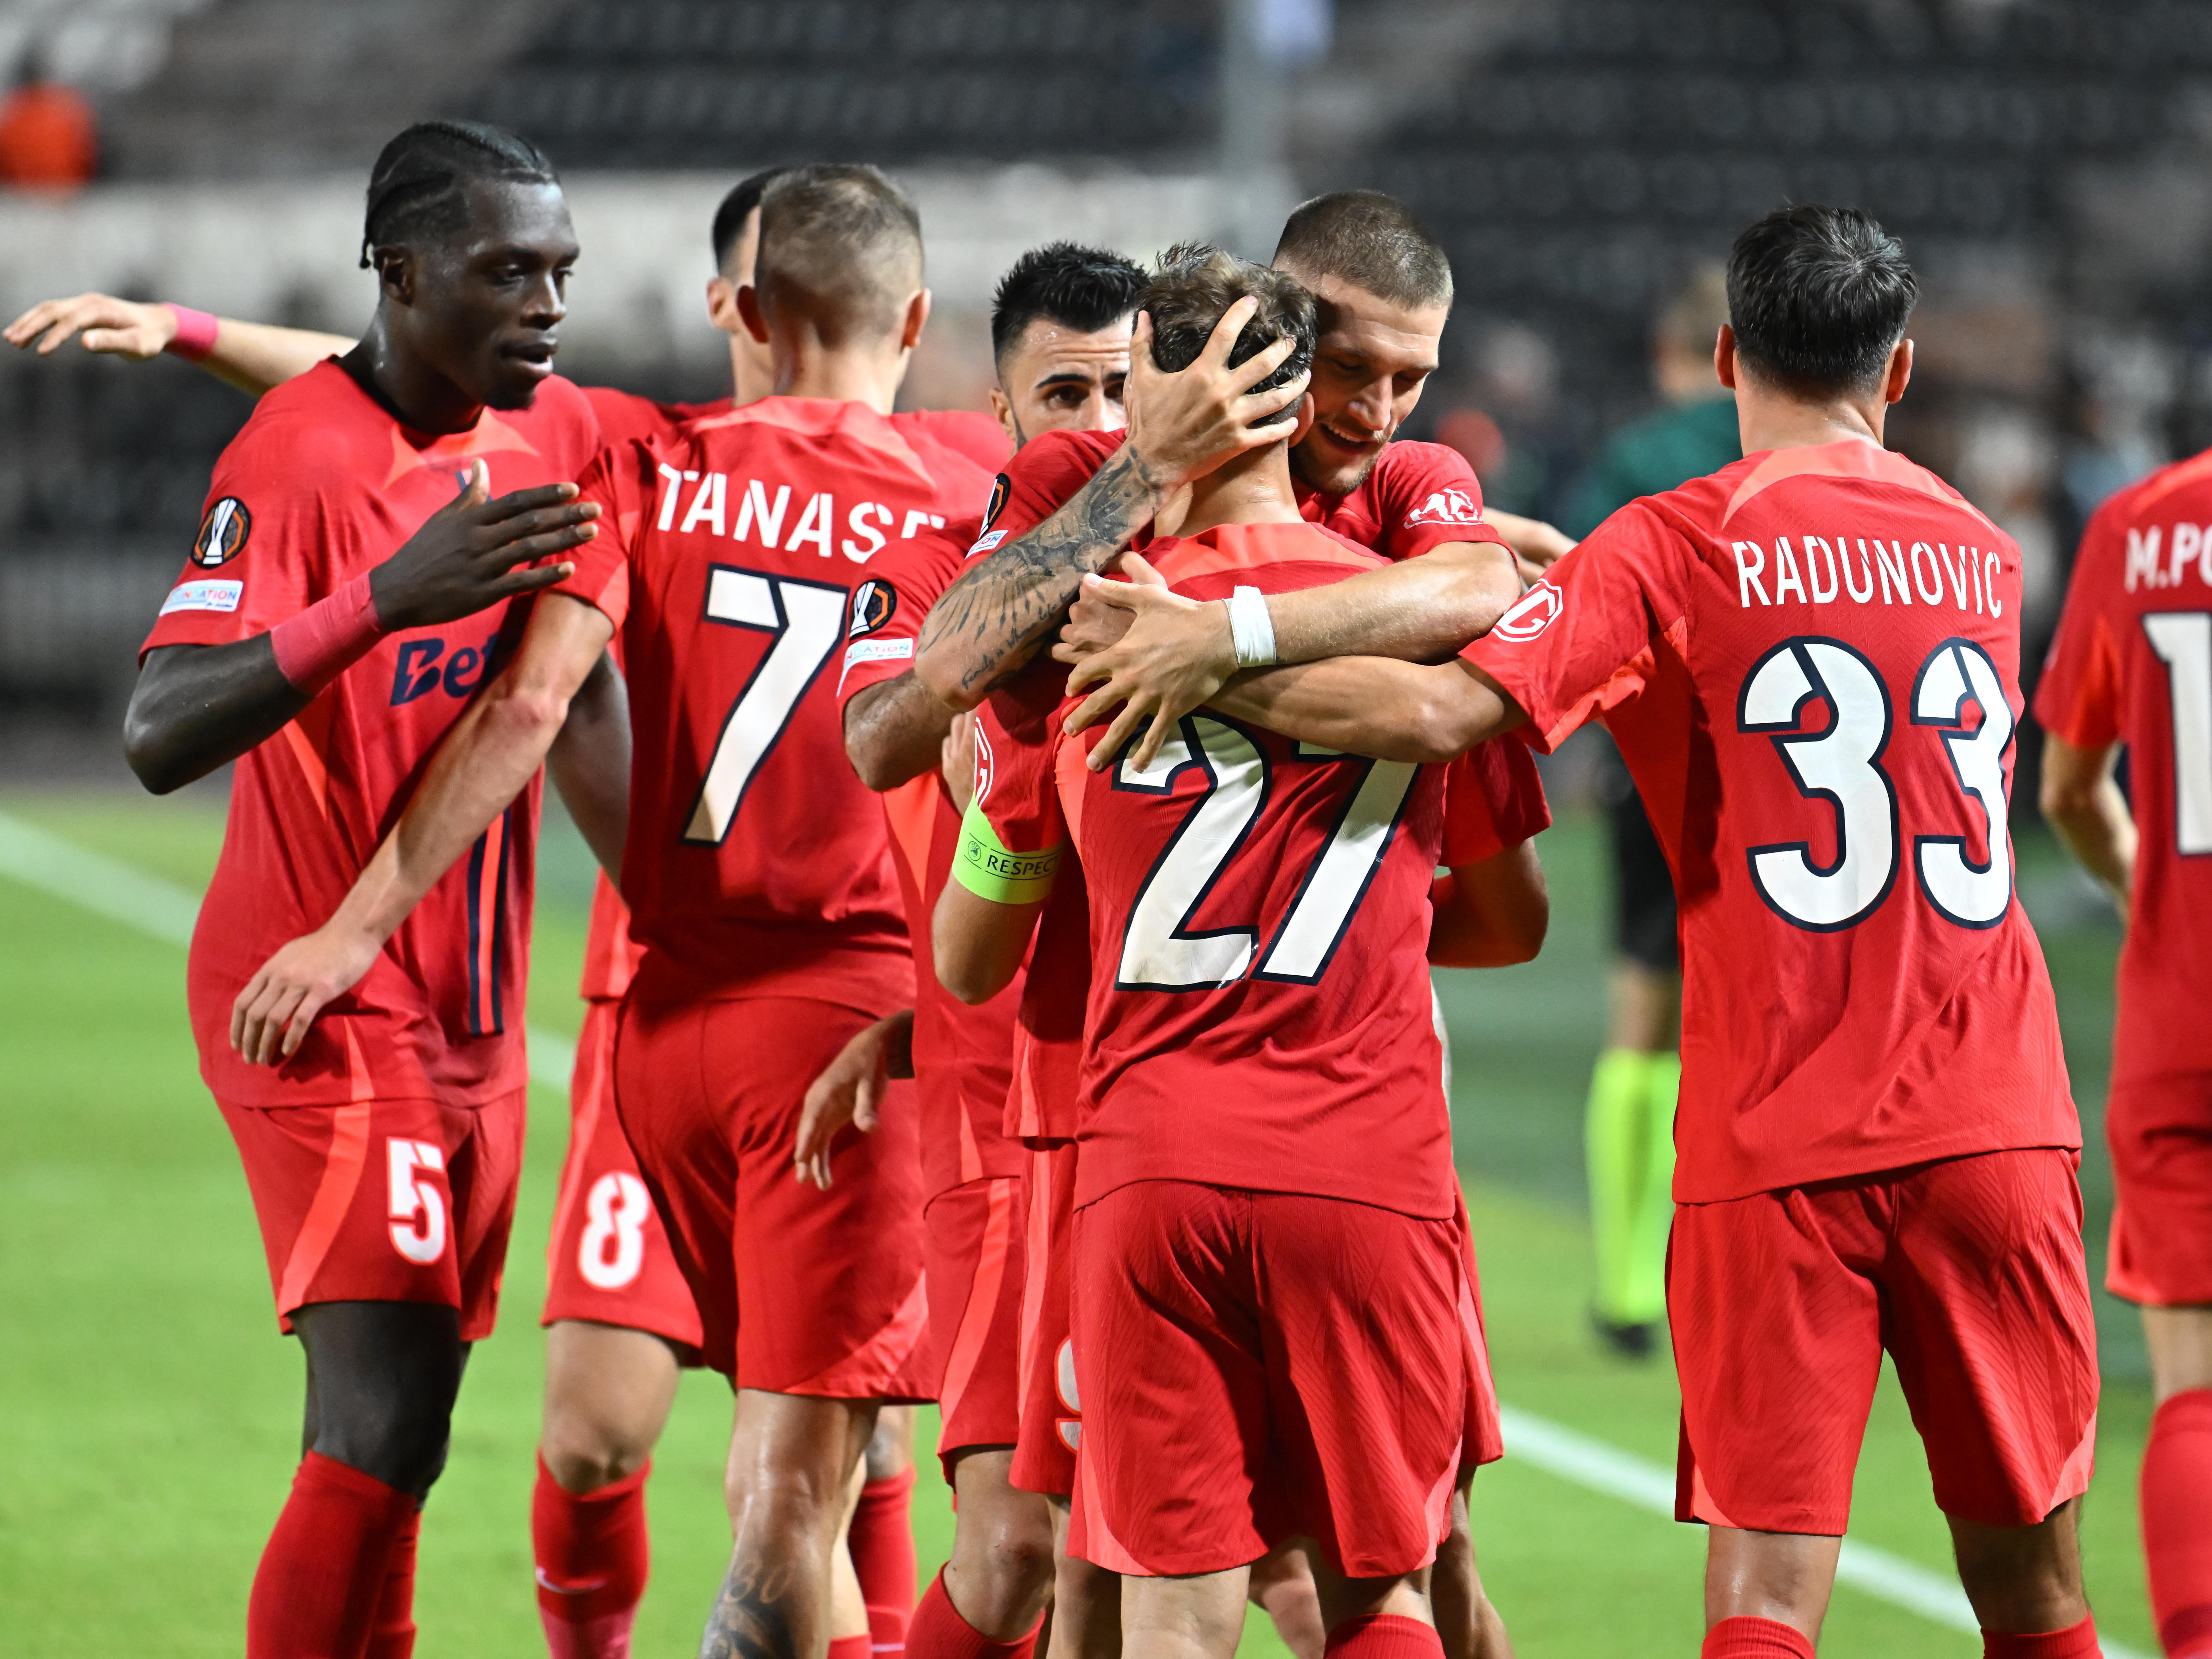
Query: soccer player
[[1069, 205, 2103, 1659], [912, 191, 1523, 715], [2038, 447, 2212, 1657], [933, 246, 1542, 1659], [936, 191, 1526, 1659], [1560, 268, 1741, 1357], [13, 164, 947, 1659], [227, 164, 992, 1659], [835, 241, 1147, 1659], [122, 120, 607, 1659]]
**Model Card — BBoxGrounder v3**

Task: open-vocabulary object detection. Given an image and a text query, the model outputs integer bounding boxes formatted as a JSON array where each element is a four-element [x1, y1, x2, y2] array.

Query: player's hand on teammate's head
[[3, 292, 178, 361], [1123, 301, 1308, 491], [793, 1011, 914, 1191], [941, 710, 978, 814], [230, 925, 384, 1066], [367, 459, 601, 631], [1061, 554, 1231, 774]]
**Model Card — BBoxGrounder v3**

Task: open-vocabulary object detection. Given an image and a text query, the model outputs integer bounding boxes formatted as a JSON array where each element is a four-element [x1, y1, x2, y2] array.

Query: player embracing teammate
[[1067, 205, 2105, 1657]]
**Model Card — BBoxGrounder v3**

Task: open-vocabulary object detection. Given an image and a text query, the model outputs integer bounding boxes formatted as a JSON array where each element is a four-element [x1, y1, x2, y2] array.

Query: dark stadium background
[[0, 3, 2195, 1654]]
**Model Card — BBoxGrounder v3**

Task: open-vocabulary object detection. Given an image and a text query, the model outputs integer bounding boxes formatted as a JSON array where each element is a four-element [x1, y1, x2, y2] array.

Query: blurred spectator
[[1559, 268, 1739, 1360], [0, 49, 97, 191]]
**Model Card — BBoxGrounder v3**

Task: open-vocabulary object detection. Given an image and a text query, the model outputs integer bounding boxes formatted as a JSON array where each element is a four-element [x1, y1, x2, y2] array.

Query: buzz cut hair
[[753, 164, 925, 346], [1144, 243, 1315, 399], [710, 167, 790, 276], [361, 120, 558, 269], [989, 242, 1148, 375], [1727, 204, 1917, 399], [1271, 190, 1453, 311]]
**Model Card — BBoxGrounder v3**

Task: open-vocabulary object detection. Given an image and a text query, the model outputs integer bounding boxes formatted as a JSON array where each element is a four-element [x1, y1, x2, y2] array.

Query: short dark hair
[[753, 164, 924, 345], [1726, 205, 1917, 398], [1144, 243, 1315, 399], [361, 121, 558, 269], [710, 168, 790, 276], [989, 242, 1147, 373], [1271, 191, 1452, 311]]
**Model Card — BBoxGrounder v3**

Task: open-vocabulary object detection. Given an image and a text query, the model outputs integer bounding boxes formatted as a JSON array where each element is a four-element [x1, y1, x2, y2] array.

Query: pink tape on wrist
[[163, 303, 219, 362], [270, 571, 384, 696]]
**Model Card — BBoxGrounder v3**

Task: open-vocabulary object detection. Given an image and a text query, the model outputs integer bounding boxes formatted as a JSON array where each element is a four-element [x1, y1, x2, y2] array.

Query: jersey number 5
[[686, 566, 849, 844], [1739, 635, 2016, 931], [1115, 717, 1419, 989]]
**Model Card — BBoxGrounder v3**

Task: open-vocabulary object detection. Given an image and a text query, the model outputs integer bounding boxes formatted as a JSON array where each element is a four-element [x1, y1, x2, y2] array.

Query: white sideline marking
[[0, 809, 576, 1091], [4, 810, 2150, 1654], [1498, 1407, 2149, 1657]]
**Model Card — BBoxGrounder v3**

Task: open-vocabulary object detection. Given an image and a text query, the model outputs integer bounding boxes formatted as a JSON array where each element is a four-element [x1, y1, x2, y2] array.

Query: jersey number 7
[[685, 566, 849, 844], [1114, 716, 1419, 990]]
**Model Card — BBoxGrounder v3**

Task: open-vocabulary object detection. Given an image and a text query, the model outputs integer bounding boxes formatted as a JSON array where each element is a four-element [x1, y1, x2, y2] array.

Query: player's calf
[[1949, 1500, 2098, 1654]]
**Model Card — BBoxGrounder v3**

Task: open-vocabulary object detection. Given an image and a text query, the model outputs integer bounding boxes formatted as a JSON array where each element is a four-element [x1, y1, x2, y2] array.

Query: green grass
[[0, 791, 2159, 1656]]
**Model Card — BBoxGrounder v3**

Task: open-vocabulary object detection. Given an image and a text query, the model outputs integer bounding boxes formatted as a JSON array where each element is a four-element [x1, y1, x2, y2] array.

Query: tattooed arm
[[914, 297, 1309, 709]]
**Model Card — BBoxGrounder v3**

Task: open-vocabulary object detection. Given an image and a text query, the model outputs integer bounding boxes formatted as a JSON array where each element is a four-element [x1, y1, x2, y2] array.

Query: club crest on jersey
[[1403, 487, 1482, 530], [849, 578, 898, 639], [192, 497, 252, 566], [1494, 581, 1562, 641]]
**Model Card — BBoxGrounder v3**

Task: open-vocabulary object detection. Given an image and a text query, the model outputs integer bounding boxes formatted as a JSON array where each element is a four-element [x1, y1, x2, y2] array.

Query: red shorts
[[1670, 1148, 2099, 1534], [2105, 1072, 2212, 1307], [1012, 1141, 1081, 1498], [542, 998, 703, 1353], [614, 995, 928, 1393], [220, 1090, 524, 1341], [926, 1174, 1027, 1476], [1451, 1188, 1505, 1470], [1070, 1180, 1466, 1579]]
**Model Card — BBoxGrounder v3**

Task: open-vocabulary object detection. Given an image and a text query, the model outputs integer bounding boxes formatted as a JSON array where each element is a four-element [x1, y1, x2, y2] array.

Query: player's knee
[[725, 1457, 846, 1532], [316, 1388, 455, 1495], [541, 1409, 653, 1493]]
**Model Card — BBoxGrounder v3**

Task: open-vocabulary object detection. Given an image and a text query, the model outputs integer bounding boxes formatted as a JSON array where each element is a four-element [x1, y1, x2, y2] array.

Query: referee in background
[[1566, 269, 1739, 1356]]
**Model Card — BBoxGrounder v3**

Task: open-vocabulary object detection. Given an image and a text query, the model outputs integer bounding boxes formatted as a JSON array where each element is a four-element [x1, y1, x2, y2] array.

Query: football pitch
[[0, 783, 2161, 1657]]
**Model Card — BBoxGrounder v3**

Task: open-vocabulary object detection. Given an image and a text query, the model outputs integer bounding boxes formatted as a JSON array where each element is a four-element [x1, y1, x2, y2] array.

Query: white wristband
[[1226, 585, 1279, 669]]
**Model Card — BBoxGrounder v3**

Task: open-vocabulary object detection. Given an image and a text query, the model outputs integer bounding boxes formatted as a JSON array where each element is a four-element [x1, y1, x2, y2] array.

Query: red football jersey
[[582, 386, 732, 450], [836, 514, 1026, 1198], [559, 395, 993, 1006], [144, 360, 604, 1105], [1465, 438, 2078, 1202], [2036, 449, 2212, 1083], [962, 520, 1547, 1218], [969, 426, 1509, 565]]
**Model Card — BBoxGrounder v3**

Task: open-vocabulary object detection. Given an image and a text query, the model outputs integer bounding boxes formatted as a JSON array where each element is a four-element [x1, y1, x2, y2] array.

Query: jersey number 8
[[1739, 635, 2016, 932]]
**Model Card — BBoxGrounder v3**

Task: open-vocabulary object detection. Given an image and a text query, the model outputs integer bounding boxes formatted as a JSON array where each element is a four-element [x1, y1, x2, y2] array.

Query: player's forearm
[[1428, 845, 1549, 967], [198, 318, 357, 398], [1269, 542, 1523, 667], [932, 881, 1042, 1004], [547, 650, 631, 883], [916, 444, 1165, 707], [2043, 784, 2135, 905], [1211, 657, 1516, 764], [124, 640, 310, 795], [844, 673, 956, 792]]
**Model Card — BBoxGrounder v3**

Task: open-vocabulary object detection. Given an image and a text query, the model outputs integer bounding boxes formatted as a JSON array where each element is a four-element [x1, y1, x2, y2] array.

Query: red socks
[[851, 1467, 919, 1657], [907, 1570, 1041, 1659], [1701, 1617, 1815, 1658], [2147, 1389, 2212, 1659], [247, 1451, 418, 1659], [531, 1454, 651, 1659], [1981, 1615, 2099, 1657], [365, 1508, 420, 1659], [1324, 1614, 1445, 1659]]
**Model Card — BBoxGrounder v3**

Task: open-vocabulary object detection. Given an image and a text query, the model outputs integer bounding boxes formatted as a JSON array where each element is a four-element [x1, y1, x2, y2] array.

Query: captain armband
[[952, 797, 1062, 904]]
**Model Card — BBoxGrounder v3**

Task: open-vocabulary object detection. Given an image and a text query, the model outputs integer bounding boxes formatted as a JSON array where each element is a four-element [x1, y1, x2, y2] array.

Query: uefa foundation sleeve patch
[[159, 578, 245, 615]]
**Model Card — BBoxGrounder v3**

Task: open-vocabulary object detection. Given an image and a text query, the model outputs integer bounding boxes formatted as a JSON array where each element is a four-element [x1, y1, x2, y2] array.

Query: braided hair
[[360, 120, 559, 269]]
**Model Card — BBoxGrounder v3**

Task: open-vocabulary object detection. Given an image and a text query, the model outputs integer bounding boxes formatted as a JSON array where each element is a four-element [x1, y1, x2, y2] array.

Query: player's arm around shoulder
[[231, 586, 616, 1066], [1427, 737, 1554, 967], [4, 291, 352, 396]]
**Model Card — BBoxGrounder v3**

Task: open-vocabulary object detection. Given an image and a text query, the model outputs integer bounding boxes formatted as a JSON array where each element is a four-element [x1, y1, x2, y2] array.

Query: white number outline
[[387, 1138, 448, 1267], [2145, 611, 2212, 857], [1111, 716, 1421, 991], [684, 565, 850, 845], [1737, 637, 1901, 933], [576, 1171, 652, 1291], [1910, 637, 2017, 930]]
